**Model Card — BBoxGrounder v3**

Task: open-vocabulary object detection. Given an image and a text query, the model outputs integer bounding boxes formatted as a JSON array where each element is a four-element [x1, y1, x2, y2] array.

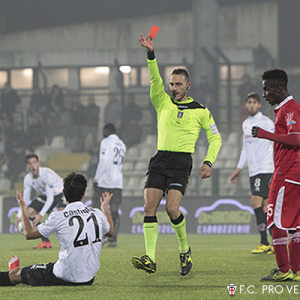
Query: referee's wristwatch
[[203, 161, 212, 168]]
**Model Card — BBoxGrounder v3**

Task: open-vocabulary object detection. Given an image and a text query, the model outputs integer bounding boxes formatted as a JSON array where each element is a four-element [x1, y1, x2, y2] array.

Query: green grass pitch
[[0, 234, 299, 300]]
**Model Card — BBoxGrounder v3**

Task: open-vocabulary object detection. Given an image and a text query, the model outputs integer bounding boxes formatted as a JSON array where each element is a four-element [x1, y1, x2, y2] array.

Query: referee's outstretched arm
[[138, 33, 168, 111]]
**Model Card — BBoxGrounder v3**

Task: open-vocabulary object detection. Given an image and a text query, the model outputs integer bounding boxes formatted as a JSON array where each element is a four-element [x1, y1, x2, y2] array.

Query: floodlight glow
[[23, 69, 33, 76], [119, 65, 132, 74], [95, 67, 110, 74]]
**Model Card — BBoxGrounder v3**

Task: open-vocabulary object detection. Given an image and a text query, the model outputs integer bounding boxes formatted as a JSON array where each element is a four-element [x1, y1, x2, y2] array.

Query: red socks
[[272, 226, 300, 274], [272, 226, 289, 273], [289, 230, 300, 274]]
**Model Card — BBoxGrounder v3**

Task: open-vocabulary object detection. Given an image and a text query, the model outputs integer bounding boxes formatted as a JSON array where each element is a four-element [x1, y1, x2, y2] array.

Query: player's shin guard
[[171, 213, 189, 253], [254, 207, 269, 245], [272, 226, 289, 273], [111, 210, 120, 242], [0, 272, 15, 286], [143, 216, 158, 263], [289, 230, 300, 274]]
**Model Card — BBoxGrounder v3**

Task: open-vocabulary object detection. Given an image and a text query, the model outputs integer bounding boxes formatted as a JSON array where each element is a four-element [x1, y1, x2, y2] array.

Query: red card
[[148, 25, 160, 39]]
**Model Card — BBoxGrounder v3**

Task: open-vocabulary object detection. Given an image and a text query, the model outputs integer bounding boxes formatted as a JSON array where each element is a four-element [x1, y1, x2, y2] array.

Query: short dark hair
[[63, 173, 87, 203], [262, 69, 288, 90], [103, 123, 116, 135], [246, 92, 260, 103], [171, 68, 190, 82], [25, 153, 39, 163]]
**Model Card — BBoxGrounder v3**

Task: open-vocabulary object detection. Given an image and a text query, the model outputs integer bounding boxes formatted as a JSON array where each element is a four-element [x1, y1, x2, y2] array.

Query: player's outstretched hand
[[252, 126, 260, 137], [16, 190, 26, 208], [138, 33, 154, 52], [199, 164, 212, 179], [100, 192, 113, 212], [230, 168, 241, 184]]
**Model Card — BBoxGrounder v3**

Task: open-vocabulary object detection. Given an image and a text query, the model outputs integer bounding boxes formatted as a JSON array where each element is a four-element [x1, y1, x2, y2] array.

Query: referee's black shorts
[[21, 263, 94, 286], [144, 151, 193, 195]]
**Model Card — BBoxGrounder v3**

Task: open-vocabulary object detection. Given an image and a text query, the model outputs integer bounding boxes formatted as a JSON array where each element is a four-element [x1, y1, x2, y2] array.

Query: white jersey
[[94, 134, 126, 189], [38, 201, 109, 283], [237, 112, 274, 177], [18, 167, 63, 218]]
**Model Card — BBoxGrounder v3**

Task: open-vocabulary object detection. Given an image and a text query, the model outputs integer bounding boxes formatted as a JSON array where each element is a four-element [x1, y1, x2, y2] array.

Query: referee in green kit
[[131, 33, 222, 276]]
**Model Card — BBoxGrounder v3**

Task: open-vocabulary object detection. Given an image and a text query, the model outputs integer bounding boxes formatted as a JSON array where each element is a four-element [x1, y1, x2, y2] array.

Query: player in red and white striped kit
[[252, 69, 300, 281]]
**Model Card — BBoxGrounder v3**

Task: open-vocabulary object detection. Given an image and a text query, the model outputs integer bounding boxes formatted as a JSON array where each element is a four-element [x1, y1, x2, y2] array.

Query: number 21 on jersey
[[69, 213, 101, 248]]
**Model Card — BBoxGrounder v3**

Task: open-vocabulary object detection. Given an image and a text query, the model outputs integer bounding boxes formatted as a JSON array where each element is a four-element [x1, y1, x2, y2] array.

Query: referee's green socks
[[171, 213, 189, 253], [143, 216, 159, 262]]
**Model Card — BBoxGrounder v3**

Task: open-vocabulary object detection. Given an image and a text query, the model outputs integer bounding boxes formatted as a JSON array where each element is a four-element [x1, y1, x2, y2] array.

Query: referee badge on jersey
[[177, 111, 184, 119]]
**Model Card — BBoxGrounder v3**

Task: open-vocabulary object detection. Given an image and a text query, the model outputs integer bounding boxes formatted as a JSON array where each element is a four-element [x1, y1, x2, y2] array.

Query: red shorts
[[267, 176, 300, 230]]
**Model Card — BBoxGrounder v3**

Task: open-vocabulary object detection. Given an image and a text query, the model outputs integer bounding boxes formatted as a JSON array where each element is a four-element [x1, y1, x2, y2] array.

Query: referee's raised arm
[[138, 33, 168, 111]]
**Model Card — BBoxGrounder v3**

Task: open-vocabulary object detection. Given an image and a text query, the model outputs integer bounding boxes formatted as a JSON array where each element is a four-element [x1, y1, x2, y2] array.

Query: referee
[[131, 34, 222, 276]]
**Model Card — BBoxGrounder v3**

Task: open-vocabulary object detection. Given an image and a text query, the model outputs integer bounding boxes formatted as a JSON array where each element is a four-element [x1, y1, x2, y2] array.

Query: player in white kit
[[93, 123, 126, 247], [15, 154, 66, 249], [0, 173, 114, 286], [230, 92, 274, 254]]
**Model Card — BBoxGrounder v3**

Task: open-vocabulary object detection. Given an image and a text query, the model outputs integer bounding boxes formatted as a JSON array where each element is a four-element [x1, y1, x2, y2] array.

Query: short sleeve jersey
[[94, 134, 126, 189], [38, 201, 110, 283], [273, 96, 300, 179]]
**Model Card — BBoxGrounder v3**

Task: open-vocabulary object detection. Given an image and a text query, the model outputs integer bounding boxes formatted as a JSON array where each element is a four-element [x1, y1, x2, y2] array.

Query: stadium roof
[[0, 0, 275, 35], [0, 0, 194, 35]]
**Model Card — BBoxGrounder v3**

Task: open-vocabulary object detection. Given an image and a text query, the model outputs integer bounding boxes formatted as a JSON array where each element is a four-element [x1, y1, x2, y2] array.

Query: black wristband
[[203, 161, 212, 168], [147, 51, 155, 60]]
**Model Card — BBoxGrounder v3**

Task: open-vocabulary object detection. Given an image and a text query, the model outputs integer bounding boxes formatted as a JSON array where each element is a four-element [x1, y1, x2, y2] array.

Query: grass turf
[[0, 234, 298, 300]]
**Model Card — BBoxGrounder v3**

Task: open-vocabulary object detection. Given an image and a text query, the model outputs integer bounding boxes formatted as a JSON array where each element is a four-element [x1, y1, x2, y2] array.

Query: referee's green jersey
[[148, 57, 222, 164]]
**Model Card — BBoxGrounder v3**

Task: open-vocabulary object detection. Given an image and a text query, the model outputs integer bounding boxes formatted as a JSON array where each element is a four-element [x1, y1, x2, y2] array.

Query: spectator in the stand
[[47, 89, 65, 144], [30, 87, 49, 115], [62, 95, 73, 149], [120, 95, 142, 148], [238, 75, 258, 103], [26, 115, 45, 151], [122, 95, 142, 126], [0, 82, 20, 119], [5, 125, 26, 187], [0, 131, 6, 167], [0, 115, 14, 138], [121, 120, 142, 149], [49, 84, 64, 110], [104, 96, 122, 130], [238, 74, 258, 124], [84, 95, 100, 152], [194, 76, 213, 107], [70, 94, 86, 152]]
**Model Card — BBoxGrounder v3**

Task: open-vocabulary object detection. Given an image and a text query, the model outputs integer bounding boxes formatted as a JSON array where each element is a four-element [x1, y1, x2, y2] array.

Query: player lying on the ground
[[230, 92, 274, 254], [252, 69, 300, 282], [0, 173, 114, 286], [16, 153, 66, 249], [131, 32, 222, 276]]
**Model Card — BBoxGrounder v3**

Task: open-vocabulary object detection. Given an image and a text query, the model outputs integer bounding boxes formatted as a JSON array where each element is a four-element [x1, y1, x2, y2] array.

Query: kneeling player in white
[[16, 153, 66, 249], [0, 173, 114, 286]]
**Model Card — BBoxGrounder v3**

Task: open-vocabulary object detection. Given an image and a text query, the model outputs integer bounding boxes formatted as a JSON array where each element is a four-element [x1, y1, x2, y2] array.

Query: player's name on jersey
[[63, 207, 95, 218]]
